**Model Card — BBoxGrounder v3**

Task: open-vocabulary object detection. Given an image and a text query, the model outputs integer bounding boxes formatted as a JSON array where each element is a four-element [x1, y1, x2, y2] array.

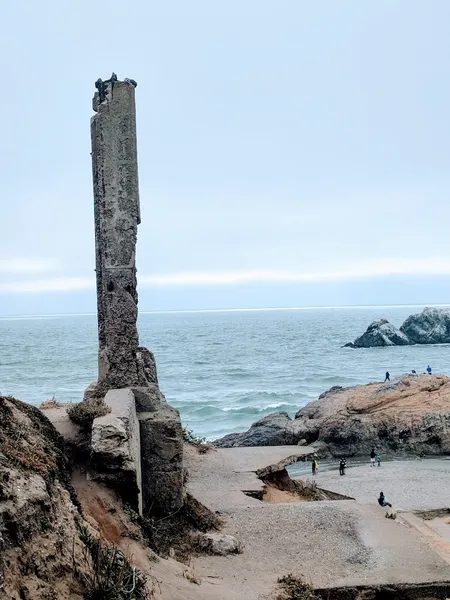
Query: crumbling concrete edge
[[255, 451, 315, 480], [91, 388, 143, 514]]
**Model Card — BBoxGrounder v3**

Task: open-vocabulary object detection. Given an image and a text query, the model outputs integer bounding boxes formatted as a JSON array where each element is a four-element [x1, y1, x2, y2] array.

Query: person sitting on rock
[[370, 448, 376, 467], [378, 492, 392, 508], [384, 371, 390, 382], [427, 365, 432, 375], [339, 458, 346, 476]]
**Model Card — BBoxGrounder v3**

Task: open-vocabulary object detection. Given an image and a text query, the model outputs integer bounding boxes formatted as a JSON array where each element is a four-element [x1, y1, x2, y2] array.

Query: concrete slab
[[297, 458, 450, 511], [187, 446, 450, 599], [186, 445, 313, 511]]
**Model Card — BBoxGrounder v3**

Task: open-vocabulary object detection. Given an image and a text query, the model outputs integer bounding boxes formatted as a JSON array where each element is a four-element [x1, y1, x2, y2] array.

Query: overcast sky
[[1, 0, 450, 314]]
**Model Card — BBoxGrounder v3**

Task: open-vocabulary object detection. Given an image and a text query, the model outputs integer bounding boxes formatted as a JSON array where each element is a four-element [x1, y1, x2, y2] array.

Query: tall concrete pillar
[[87, 75, 184, 517], [90, 76, 152, 393]]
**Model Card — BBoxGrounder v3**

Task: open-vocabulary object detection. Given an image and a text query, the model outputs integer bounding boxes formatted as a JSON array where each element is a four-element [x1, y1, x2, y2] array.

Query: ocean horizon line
[[0, 303, 449, 321]]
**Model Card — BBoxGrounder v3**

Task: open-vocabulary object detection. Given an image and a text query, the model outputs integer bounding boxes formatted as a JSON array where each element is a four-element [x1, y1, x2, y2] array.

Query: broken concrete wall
[[90, 388, 142, 514], [135, 388, 184, 515], [91, 387, 184, 516]]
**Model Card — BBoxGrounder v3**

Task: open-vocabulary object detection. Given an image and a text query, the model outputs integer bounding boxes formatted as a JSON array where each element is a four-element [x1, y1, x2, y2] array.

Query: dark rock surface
[[345, 307, 450, 348], [214, 375, 450, 457], [344, 319, 409, 348], [400, 307, 450, 345], [213, 412, 298, 448]]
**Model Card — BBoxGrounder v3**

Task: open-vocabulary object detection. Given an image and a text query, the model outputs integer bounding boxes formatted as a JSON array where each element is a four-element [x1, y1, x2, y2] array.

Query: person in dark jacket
[[339, 458, 347, 476], [378, 492, 392, 507], [370, 448, 376, 467], [384, 371, 390, 382]]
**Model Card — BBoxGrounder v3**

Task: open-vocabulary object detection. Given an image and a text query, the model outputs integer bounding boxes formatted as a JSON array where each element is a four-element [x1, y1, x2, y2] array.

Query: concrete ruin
[[86, 74, 184, 516]]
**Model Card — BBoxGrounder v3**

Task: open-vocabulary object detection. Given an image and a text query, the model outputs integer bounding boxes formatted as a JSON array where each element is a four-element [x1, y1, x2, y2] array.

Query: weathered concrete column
[[91, 77, 146, 392], [87, 75, 184, 518]]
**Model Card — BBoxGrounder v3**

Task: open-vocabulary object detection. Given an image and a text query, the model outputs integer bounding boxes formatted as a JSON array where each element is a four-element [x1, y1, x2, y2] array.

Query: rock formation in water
[[214, 412, 299, 448], [214, 375, 450, 456], [345, 307, 450, 348], [344, 318, 410, 348], [400, 307, 450, 344], [85, 75, 184, 517]]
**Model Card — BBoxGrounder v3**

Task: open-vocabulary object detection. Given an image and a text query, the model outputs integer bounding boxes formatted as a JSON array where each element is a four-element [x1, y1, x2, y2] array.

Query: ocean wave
[[261, 402, 294, 410]]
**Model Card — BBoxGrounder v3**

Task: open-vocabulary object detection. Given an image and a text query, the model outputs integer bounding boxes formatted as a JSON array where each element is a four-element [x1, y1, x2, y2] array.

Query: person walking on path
[[378, 492, 392, 508], [339, 458, 347, 476], [384, 371, 390, 382], [370, 448, 376, 466], [311, 457, 318, 476], [427, 365, 432, 375], [376, 454, 381, 467]]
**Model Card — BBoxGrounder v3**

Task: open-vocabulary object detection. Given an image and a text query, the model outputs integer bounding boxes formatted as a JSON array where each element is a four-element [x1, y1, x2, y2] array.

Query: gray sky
[[1, 0, 450, 314]]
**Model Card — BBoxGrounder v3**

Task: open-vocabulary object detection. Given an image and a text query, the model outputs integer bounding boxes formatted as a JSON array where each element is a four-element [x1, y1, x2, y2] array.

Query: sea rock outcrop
[[214, 412, 298, 448], [344, 319, 410, 348], [215, 375, 450, 457], [345, 307, 450, 348], [400, 307, 450, 344]]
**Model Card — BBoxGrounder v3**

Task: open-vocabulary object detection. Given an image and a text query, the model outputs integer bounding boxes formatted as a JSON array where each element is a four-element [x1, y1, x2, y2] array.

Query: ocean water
[[1, 306, 449, 440]]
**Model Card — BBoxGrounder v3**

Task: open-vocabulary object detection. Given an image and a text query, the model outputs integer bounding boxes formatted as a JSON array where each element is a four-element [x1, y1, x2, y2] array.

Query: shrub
[[67, 400, 110, 429], [182, 427, 213, 453], [277, 574, 321, 600], [76, 522, 152, 599], [140, 493, 222, 561]]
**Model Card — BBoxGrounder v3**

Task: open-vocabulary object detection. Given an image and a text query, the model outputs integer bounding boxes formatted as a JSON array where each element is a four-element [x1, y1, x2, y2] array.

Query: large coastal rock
[[344, 319, 410, 348], [214, 412, 298, 448], [346, 307, 450, 348], [0, 397, 88, 599], [215, 375, 450, 457], [400, 307, 450, 344], [293, 375, 450, 456]]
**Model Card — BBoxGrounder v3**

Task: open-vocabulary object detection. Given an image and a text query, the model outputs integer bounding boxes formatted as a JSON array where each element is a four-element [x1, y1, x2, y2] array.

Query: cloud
[[1, 258, 450, 294], [0, 277, 94, 294], [0, 258, 60, 274]]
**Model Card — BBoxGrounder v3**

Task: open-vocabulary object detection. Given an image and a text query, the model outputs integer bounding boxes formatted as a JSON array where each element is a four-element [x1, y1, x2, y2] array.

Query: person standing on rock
[[378, 492, 392, 508], [370, 448, 376, 467], [311, 457, 318, 476], [384, 371, 390, 382]]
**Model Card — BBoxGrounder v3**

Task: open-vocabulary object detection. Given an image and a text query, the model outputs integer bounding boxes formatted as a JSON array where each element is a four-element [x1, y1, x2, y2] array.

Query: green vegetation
[[277, 575, 321, 600], [0, 396, 79, 507], [76, 522, 151, 599], [182, 427, 212, 453], [140, 492, 222, 561], [67, 399, 110, 428]]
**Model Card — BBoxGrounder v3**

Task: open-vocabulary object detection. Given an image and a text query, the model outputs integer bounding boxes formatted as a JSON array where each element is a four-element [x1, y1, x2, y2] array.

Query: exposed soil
[[246, 466, 354, 503]]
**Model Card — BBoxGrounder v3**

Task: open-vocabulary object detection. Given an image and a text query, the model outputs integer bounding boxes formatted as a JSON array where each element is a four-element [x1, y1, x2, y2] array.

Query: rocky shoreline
[[344, 307, 450, 348], [214, 374, 450, 457]]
